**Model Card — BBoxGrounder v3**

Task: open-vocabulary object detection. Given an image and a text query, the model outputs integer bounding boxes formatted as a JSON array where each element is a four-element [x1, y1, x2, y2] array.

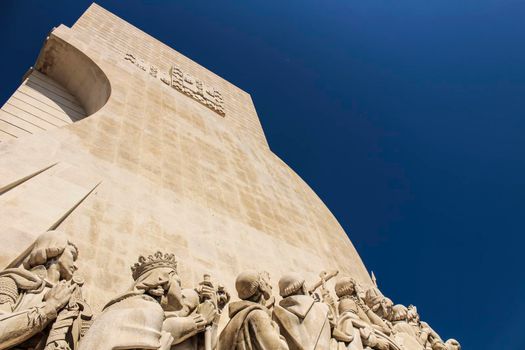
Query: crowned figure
[[78, 252, 217, 350]]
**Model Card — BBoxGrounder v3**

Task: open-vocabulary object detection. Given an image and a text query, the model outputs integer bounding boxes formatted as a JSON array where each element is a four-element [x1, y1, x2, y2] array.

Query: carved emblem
[[124, 53, 225, 117]]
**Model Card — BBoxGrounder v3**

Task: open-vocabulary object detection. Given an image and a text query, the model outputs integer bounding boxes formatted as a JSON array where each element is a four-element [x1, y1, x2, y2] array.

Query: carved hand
[[195, 300, 217, 327], [198, 285, 218, 307], [322, 292, 335, 306], [44, 281, 73, 311]]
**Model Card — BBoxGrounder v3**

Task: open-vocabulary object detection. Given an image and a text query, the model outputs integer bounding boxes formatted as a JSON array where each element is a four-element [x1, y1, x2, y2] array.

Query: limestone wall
[[0, 3, 370, 312], [0, 70, 87, 141]]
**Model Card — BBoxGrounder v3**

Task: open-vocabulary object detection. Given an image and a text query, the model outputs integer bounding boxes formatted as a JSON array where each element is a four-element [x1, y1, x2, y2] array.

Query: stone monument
[[0, 3, 459, 349]]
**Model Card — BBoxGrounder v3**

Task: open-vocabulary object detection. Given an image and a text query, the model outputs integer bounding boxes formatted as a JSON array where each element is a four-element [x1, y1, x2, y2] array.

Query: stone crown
[[131, 251, 178, 280]]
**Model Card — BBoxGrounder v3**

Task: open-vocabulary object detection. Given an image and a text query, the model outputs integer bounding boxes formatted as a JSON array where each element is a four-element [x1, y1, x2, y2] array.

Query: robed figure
[[78, 252, 217, 350], [272, 274, 331, 350], [218, 270, 288, 350]]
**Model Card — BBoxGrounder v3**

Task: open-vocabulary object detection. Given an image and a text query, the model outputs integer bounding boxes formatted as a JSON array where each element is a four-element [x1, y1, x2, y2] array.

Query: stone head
[[23, 230, 78, 281], [407, 304, 420, 324], [131, 252, 182, 311], [334, 276, 356, 299], [176, 288, 200, 317], [391, 304, 408, 322], [445, 339, 461, 350], [381, 297, 394, 319], [235, 270, 273, 303], [364, 286, 392, 318], [278, 273, 306, 298]]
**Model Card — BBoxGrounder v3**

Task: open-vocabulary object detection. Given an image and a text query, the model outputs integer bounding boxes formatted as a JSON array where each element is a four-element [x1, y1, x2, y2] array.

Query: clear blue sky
[[1, 1, 524, 348]]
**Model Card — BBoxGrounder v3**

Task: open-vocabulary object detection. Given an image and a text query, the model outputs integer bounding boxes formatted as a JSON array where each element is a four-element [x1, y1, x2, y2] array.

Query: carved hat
[[131, 251, 178, 280], [334, 276, 356, 298], [278, 273, 305, 297], [235, 270, 264, 300], [23, 230, 78, 270]]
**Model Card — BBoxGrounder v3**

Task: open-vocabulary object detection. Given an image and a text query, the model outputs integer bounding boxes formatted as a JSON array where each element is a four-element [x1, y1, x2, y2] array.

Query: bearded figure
[[364, 286, 393, 323], [218, 270, 288, 350], [406, 305, 447, 350], [390, 305, 425, 350], [330, 277, 400, 350], [272, 273, 331, 350], [0, 230, 91, 350], [78, 252, 216, 350]]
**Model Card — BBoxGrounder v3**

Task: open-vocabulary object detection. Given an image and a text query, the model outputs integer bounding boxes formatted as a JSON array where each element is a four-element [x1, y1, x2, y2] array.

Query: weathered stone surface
[[0, 4, 460, 349], [0, 3, 370, 312]]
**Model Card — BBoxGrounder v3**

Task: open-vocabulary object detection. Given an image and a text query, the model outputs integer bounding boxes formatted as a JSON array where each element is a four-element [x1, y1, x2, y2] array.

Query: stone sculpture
[[170, 274, 230, 350], [0, 230, 91, 350], [332, 277, 399, 350], [406, 305, 450, 350], [218, 270, 288, 350], [0, 236, 459, 350], [169, 288, 206, 350], [390, 304, 426, 350], [272, 273, 332, 350], [78, 252, 217, 350], [364, 286, 394, 323], [307, 270, 339, 319], [444, 339, 461, 350]]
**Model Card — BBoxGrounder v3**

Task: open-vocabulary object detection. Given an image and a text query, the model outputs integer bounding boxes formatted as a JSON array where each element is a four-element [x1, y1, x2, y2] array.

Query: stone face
[[0, 231, 92, 350], [0, 4, 459, 349]]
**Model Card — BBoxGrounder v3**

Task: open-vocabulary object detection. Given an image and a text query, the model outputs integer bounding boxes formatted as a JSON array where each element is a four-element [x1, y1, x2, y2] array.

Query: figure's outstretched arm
[[162, 300, 217, 345], [162, 313, 206, 345]]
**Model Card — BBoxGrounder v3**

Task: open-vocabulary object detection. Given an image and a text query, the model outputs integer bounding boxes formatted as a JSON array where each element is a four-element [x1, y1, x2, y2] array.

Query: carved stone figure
[[0, 230, 91, 350], [272, 273, 331, 350], [332, 277, 399, 350], [364, 286, 393, 322], [407, 305, 447, 350], [78, 252, 217, 350], [444, 339, 461, 350], [307, 270, 339, 319], [218, 270, 288, 350], [170, 274, 230, 350], [390, 304, 425, 350], [168, 288, 204, 350]]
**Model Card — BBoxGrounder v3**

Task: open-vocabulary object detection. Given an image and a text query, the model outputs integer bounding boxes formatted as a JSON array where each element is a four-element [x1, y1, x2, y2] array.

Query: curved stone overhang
[[34, 25, 111, 117]]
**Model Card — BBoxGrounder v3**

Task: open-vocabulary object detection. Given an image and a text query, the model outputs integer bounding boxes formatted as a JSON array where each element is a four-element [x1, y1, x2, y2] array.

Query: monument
[[0, 4, 459, 349]]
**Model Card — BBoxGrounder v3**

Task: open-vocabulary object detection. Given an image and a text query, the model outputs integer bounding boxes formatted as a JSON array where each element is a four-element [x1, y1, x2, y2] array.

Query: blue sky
[[1, 1, 524, 348]]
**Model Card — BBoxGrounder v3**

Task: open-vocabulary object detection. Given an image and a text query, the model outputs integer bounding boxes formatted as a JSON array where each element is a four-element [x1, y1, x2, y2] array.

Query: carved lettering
[[125, 54, 225, 116], [149, 65, 158, 78]]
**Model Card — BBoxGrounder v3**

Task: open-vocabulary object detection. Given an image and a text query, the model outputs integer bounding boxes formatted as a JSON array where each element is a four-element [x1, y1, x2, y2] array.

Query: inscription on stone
[[125, 53, 225, 116]]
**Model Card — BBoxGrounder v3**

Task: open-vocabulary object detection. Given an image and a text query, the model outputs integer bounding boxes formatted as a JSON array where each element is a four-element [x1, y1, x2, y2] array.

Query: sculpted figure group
[[0, 231, 460, 350]]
